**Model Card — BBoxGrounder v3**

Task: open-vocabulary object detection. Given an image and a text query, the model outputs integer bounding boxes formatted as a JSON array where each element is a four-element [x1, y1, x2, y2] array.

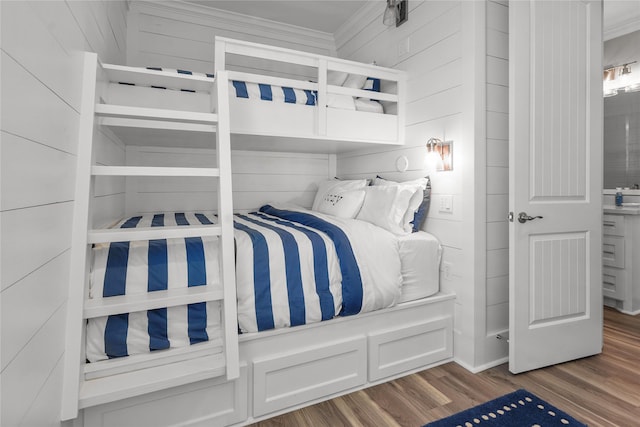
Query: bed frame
[[67, 37, 455, 426], [83, 294, 454, 426]]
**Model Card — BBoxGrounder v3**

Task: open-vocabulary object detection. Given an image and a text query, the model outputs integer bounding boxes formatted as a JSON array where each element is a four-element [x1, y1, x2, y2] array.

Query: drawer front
[[368, 316, 453, 382], [603, 235, 625, 268], [252, 336, 366, 417], [603, 267, 626, 300], [84, 365, 248, 427], [603, 214, 625, 236]]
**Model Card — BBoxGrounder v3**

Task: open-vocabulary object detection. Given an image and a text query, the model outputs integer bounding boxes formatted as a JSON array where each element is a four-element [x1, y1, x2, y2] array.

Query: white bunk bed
[[64, 37, 455, 426]]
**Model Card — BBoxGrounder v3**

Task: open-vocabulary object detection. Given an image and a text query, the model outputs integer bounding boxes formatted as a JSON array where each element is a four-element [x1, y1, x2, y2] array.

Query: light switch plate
[[439, 195, 453, 213]]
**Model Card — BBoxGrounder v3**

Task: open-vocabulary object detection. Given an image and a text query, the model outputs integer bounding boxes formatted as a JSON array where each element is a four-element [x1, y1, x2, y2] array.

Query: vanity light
[[426, 137, 453, 171], [603, 61, 639, 97]]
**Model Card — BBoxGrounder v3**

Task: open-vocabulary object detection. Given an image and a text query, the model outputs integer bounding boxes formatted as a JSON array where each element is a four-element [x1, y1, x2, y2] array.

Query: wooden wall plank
[[1, 51, 79, 155], [1, 202, 73, 290], [0, 132, 75, 211], [1, 251, 69, 371], [0, 1, 128, 425]]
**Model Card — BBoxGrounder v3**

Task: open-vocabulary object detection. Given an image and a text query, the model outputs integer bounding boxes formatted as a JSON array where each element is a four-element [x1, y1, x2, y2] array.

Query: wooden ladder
[[61, 53, 238, 419]]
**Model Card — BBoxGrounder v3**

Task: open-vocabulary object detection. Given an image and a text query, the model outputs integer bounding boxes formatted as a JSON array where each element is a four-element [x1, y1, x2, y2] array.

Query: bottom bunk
[[81, 292, 454, 427]]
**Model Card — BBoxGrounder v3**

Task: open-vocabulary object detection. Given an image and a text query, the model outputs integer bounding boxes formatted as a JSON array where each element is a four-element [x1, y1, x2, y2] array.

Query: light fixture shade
[[383, 0, 397, 26]]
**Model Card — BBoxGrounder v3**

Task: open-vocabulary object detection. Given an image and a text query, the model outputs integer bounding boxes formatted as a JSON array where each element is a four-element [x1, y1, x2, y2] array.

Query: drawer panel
[[253, 336, 366, 417], [603, 214, 625, 236], [84, 365, 248, 427], [368, 316, 453, 382], [603, 267, 626, 300], [603, 235, 625, 268]]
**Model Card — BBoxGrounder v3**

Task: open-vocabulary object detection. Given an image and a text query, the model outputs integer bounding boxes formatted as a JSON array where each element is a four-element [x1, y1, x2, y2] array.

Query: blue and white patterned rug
[[425, 389, 587, 427]]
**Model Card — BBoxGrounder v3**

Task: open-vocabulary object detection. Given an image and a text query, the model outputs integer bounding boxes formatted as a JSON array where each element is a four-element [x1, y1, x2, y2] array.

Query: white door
[[508, 0, 603, 373]]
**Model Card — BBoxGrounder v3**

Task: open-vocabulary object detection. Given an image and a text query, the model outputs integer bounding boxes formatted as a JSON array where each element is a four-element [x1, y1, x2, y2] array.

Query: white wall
[[483, 0, 510, 366], [125, 147, 331, 215], [334, 1, 508, 369], [0, 1, 127, 425]]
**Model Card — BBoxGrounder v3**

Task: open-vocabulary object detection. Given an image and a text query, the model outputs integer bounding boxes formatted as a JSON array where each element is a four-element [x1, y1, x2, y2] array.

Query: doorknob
[[518, 212, 543, 223]]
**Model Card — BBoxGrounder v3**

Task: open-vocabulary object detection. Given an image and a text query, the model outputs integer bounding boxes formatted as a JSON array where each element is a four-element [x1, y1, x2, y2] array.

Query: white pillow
[[327, 70, 349, 86], [373, 177, 428, 233], [356, 185, 417, 235], [316, 190, 366, 219], [312, 179, 368, 211], [342, 73, 367, 89], [327, 93, 356, 110]]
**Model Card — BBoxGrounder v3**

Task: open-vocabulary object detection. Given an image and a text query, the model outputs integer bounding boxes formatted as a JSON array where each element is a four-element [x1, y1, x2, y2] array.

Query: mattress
[[397, 231, 442, 303]]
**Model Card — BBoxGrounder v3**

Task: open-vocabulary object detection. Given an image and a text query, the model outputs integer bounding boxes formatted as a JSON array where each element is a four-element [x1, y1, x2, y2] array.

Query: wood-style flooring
[[251, 307, 640, 427]]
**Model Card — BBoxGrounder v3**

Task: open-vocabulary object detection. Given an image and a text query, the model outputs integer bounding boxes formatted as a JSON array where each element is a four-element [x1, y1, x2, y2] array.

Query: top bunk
[[96, 36, 406, 153]]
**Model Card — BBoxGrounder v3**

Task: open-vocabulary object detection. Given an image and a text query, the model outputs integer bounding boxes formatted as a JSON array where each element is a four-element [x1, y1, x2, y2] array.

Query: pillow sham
[[312, 179, 368, 211], [356, 185, 417, 235], [342, 73, 368, 89], [327, 70, 349, 86], [373, 176, 431, 232], [363, 77, 381, 92], [316, 189, 366, 219]]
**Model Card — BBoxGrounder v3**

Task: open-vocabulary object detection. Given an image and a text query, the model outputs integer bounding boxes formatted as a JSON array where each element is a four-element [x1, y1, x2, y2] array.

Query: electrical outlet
[[442, 261, 452, 280]]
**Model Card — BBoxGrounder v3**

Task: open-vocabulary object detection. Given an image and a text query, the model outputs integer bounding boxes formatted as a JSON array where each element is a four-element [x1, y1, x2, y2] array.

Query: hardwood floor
[[251, 307, 640, 427]]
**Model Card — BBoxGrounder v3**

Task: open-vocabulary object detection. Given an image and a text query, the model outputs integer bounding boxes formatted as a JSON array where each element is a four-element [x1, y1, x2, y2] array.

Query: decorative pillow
[[373, 176, 431, 232], [342, 73, 368, 89], [363, 77, 381, 92], [312, 179, 368, 211], [354, 98, 384, 113], [327, 93, 356, 110], [356, 185, 417, 235], [327, 70, 349, 86], [316, 190, 366, 219]]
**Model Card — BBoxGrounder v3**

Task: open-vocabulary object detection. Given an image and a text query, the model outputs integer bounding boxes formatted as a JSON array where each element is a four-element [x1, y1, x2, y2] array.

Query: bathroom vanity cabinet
[[603, 206, 640, 314]]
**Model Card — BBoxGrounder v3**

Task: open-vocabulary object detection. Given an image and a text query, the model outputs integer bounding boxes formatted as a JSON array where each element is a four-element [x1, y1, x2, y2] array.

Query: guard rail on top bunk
[[214, 36, 406, 150]]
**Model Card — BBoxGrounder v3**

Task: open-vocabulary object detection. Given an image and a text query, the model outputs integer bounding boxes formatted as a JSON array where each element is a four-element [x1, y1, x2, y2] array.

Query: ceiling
[[182, 0, 640, 38], [182, 0, 369, 33]]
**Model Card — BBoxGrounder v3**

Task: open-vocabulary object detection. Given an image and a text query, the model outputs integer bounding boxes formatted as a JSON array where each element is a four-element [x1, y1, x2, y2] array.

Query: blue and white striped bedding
[[86, 205, 402, 361], [86, 213, 221, 363], [237, 204, 402, 332], [231, 81, 317, 106]]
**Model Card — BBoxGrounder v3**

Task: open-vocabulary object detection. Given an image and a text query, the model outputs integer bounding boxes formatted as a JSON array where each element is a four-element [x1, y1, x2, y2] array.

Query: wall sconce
[[603, 61, 640, 97], [383, 0, 408, 27], [426, 137, 453, 171]]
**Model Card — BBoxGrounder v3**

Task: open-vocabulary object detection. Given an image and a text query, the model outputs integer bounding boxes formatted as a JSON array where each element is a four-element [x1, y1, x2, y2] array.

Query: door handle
[[518, 212, 543, 223]]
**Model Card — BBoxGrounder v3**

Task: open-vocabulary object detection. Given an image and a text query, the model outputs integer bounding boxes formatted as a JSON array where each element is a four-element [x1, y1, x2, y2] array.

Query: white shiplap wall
[[483, 0, 509, 366], [123, 2, 337, 213], [0, 1, 127, 425], [335, 1, 508, 369]]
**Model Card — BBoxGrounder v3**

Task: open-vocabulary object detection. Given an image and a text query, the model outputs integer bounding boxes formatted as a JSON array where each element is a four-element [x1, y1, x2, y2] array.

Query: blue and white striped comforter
[[86, 205, 402, 362]]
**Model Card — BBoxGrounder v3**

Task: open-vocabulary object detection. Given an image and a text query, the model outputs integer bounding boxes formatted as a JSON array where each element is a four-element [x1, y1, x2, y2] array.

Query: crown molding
[[604, 18, 640, 41], [130, 1, 336, 52], [334, 1, 380, 53]]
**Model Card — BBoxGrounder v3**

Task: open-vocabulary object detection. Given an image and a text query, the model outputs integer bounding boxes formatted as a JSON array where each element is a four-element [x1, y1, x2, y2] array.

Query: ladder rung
[[95, 104, 218, 125], [99, 116, 217, 133], [88, 224, 222, 243], [84, 336, 223, 380], [79, 353, 226, 409], [84, 285, 224, 318], [92, 166, 220, 177], [103, 63, 215, 93]]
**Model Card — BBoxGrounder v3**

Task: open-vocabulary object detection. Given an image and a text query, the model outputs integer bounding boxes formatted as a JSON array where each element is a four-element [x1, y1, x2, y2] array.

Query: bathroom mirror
[[603, 30, 640, 189]]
